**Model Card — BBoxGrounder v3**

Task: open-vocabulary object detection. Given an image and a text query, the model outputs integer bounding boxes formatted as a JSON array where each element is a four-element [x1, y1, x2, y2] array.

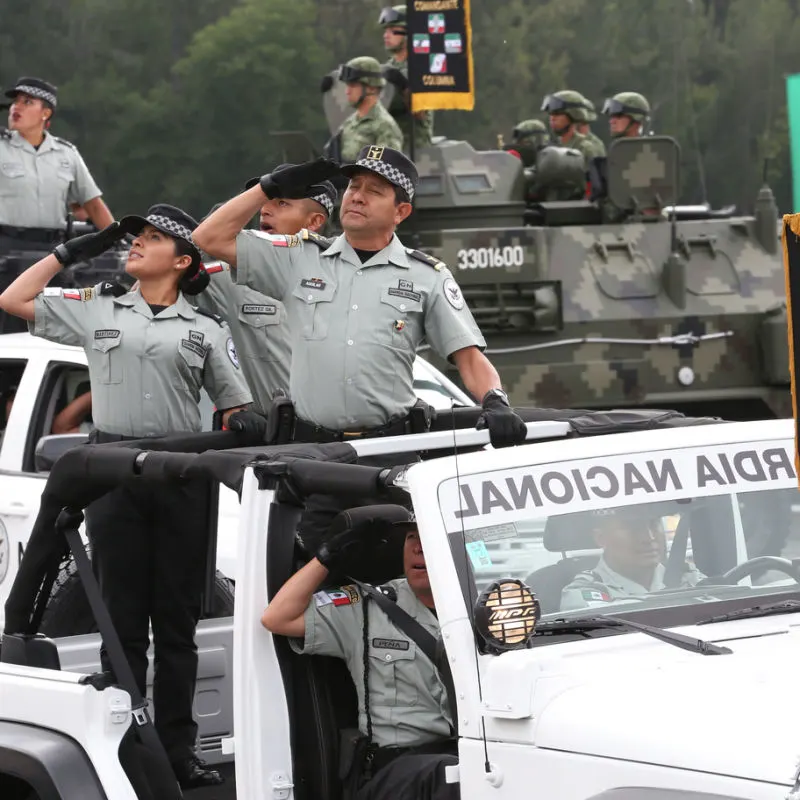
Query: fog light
[[474, 579, 540, 654]]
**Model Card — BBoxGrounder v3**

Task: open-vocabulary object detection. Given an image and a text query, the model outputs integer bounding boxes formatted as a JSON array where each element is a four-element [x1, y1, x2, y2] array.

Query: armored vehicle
[[400, 135, 787, 420]]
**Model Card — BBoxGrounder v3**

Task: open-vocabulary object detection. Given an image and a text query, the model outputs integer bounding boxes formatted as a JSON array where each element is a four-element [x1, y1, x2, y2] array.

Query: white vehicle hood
[[492, 618, 800, 785]]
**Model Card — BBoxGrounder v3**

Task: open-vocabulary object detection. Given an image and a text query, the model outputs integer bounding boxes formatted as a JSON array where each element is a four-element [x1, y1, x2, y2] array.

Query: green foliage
[[1, 0, 798, 213]]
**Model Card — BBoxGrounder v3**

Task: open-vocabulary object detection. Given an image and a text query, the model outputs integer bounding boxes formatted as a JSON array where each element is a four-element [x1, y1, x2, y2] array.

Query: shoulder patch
[[406, 248, 445, 271], [204, 261, 228, 275], [313, 585, 361, 607], [301, 228, 335, 249], [195, 307, 224, 326], [53, 136, 76, 150], [98, 280, 127, 297]]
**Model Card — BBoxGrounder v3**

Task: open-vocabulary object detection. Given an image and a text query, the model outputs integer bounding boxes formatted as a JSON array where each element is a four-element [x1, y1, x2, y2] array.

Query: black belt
[[369, 738, 457, 775], [293, 415, 412, 444], [89, 430, 152, 444], [0, 225, 63, 244]]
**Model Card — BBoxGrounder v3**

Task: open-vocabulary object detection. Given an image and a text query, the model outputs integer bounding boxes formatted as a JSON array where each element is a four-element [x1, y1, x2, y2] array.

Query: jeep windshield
[[437, 433, 800, 623]]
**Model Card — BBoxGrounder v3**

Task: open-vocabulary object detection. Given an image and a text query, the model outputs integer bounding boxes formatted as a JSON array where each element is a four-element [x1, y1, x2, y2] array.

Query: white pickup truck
[[3, 412, 800, 800], [0, 331, 474, 763]]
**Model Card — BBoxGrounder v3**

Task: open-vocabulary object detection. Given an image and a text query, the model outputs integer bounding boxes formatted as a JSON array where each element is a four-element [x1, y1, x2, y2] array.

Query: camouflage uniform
[[339, 103, 403, 163], [561, 557, 703, 612], [559, 128, 597, 165], [384, 55, 434, 150], [577, 97, 606, 159]]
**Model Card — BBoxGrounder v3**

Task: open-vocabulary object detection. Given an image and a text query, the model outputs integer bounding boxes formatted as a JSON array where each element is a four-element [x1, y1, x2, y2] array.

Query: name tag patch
[[189, 330, 204, 346], [181, 339, 207, 359], [372, 638, 410, 651], [241, 304, 277, 315], [388, 287, 421, 303], [94, 329, 120, 339], [301, 278, 326, 291]]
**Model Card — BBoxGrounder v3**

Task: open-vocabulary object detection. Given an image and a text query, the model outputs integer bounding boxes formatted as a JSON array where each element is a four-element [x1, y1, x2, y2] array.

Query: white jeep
[[1, 412, 800, 800]]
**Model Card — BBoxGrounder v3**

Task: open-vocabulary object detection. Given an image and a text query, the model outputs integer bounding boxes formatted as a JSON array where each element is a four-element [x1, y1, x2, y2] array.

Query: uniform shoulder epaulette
[[377, 584, 398, 602], [195, 307, 224, 326], [53, 136, 76, 150], [405, 248, 445, 271], [0, 128, 11, 141], [301, 228, 335, 249]]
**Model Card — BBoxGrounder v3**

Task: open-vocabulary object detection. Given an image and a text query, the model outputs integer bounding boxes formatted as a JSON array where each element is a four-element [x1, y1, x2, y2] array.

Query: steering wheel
[[699, 556, 800, 586]]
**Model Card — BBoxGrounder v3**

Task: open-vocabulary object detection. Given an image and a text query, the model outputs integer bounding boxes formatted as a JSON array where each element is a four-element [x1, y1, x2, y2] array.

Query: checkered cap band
[[310, 190, 334, 216], [354, 158, 415, 200], [147, 214, 193, 242], [14, 84, 57, 107]]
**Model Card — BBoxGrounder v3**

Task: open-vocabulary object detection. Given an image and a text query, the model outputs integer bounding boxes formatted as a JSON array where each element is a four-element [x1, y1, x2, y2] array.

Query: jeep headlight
[[474, 579, 540, 654]]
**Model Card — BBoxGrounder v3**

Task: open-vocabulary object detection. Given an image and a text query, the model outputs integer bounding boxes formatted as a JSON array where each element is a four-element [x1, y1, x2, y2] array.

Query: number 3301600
[[456, 246, 525, 270]]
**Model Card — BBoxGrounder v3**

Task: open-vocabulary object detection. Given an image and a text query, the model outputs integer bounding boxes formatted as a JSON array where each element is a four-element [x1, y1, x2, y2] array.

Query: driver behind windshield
[[561, 507, 704, 611]]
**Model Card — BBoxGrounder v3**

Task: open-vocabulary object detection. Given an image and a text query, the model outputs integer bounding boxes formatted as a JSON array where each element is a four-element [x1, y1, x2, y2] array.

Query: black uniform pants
[[357, 753, 460, 800], [85, 478, 209, 763]]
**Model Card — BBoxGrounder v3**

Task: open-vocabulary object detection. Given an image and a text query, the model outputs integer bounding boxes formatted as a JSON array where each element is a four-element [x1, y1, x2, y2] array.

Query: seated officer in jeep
[[561, 506, 703, 611], [261, 505, 458, 800]]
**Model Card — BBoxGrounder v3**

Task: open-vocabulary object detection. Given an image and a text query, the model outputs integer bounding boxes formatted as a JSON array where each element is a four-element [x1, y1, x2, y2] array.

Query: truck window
[[0, 359, 27, 454], [22, 362, 92, 473]]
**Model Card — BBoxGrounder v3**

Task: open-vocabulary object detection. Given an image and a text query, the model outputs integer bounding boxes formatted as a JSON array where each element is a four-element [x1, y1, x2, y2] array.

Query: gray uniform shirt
[[290, 579, 452, 747], [31, 285, 252, 437], [235, 229, 485, 429], [196, 261, 291, 414], [561, 557, 703, 611], [0, 130, 101, 229]]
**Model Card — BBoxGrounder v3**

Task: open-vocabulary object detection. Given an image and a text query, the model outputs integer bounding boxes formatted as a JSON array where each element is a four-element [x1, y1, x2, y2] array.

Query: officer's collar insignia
[[366, 145, 385, 160], [189, 330, 204, 346], [398, 279, 413, 291]]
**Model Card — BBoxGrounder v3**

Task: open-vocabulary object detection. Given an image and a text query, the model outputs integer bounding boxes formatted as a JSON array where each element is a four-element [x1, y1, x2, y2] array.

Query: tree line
[[3, 0, 797, 219]]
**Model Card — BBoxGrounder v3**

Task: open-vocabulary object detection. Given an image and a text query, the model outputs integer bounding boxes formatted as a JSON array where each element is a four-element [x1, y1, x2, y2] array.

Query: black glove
[[320, 74, 334, 93], [53, 222, 124, 267], [476, 390, 527, 448], [383, 66, 409, 92], [259, 158, 340, 200], [227, 409, 269, 442], [316, 505, 410, 574]]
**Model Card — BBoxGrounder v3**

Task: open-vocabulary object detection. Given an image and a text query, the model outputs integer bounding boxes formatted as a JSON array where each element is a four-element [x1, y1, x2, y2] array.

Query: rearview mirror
[[34, 433, 90, 472]]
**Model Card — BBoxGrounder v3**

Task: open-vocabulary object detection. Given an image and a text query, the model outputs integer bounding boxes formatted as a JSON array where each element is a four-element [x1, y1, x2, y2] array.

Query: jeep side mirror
[[34, 433, 90, 472]]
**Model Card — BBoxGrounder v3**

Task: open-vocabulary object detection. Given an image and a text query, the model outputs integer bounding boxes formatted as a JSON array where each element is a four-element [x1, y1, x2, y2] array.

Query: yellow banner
[[407, 0, 474, 113]]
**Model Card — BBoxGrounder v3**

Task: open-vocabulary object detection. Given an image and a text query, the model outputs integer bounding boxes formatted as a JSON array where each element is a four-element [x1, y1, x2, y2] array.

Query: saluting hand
[[53, 222, 126, 268], [259, 158, 341, 200]]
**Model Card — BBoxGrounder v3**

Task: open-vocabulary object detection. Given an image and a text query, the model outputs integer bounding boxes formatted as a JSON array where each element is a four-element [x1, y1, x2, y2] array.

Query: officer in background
[[262, 508, 458, 800], [541, 90, 602, 164], [574, 96, 606, 157], [560, 506, 703, 611], [0, 205, 253, 789], [602, 92, 651, 139], [193, 149, 527, 550], [506, 119, 550, 167], [0, 77, 113, 243], [197, 174, 338, 411], [378, 5, 434, 151], [327, 59, 403, 163]]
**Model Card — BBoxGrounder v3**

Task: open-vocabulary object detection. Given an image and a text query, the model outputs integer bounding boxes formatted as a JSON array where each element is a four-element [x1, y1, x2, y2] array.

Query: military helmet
[[583, 97, 597, 122], [379, 5, 406, 28], [602, 92, 650, 123], [512, 119, 549, 148], [541, 90, 590, 124], [339, 56, 385, 88]]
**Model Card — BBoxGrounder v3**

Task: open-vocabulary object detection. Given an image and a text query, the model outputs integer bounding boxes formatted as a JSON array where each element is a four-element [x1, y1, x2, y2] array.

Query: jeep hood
[[527, 624, 800, 785]]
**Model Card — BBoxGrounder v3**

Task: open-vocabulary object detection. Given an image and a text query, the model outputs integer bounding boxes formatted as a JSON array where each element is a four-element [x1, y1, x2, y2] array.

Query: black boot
[[170, 755, 225, 790]]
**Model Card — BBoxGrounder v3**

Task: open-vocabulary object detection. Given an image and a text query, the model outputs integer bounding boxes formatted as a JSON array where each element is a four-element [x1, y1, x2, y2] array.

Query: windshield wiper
[[535, 615, 731, 655], [696, 599, 800, 626]]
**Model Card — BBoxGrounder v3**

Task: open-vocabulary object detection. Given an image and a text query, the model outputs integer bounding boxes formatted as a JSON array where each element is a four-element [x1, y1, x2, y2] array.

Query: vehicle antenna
[[450, 401, 492, 775]]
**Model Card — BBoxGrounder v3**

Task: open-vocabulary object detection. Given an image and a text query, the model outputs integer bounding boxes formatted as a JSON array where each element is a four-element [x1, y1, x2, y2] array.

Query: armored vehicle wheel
[[39, 552, 236, 637]]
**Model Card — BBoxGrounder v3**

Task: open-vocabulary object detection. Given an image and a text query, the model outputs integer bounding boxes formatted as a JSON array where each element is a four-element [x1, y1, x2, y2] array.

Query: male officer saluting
[[193, 148, 527, 550], [197, 173, 338, 411], [262, 507, 458, 800]]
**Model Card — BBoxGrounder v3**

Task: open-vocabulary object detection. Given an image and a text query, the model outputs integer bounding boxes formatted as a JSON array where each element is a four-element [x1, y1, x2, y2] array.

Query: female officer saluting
[[0, 204, 253, 789]]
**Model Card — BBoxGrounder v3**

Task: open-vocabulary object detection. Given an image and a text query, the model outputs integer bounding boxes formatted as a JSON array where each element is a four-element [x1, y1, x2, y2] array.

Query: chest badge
[[393, 319, 406, 332]]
